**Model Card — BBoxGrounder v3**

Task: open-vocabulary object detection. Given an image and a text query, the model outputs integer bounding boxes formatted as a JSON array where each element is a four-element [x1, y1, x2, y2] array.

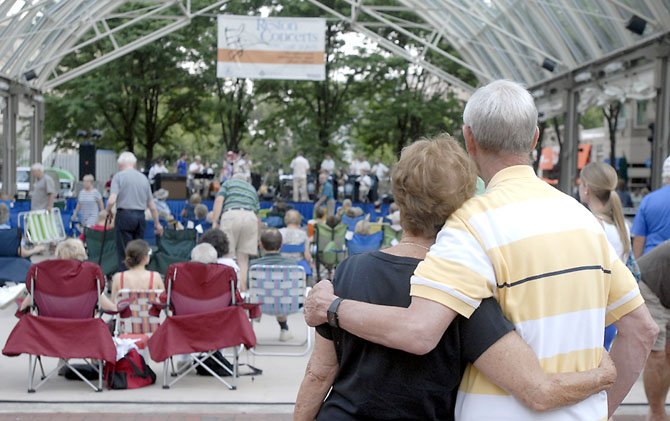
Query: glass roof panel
[[0, 0, 668, 90]]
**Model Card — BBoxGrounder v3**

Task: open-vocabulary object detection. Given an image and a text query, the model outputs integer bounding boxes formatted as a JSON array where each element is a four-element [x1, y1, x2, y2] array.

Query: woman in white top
[[579, 162, 631, 350], [72, 175, 104, 227]]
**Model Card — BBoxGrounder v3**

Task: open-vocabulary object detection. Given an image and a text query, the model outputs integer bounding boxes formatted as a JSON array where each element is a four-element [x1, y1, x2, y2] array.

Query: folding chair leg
[[28, 355, 36, 393], [233, 346, 239, 378], [170, 357, 177, 376], [97, 360, 103, 392], [37, 356, 45, 379], [163, 358, 170, 389]]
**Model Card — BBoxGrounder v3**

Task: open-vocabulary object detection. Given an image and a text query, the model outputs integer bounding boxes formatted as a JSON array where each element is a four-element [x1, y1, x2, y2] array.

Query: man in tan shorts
[[639, 241, 670, 421], [211, 173, 260, 290]]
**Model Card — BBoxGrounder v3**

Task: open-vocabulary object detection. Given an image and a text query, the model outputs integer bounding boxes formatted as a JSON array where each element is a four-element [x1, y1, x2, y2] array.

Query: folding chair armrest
[[240, 302, 262, 319], [148, 301, 168, 317], [100, 300, 132, 318]]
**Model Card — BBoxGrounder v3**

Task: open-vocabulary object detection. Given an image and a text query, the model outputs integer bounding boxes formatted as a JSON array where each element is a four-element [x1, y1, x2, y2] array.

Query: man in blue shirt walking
[[632, 155, 670, 257]]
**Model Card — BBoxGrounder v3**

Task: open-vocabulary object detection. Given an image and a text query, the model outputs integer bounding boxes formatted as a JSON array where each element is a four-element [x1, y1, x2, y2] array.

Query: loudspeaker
[[541, 58, 556, 72], [626, 15, 646, 35], [79, 143, 96, 181], [155, 173, 187, 200]]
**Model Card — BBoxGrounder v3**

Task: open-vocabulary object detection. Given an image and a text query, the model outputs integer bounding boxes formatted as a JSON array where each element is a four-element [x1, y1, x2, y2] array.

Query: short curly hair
[[199, 229, 229, 258], [55, 239, 88, 261], [392, 134, 477, 237]]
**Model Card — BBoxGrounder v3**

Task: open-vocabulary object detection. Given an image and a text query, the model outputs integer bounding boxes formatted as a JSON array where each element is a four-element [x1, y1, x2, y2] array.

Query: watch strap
[[327, 297, 344, 328]]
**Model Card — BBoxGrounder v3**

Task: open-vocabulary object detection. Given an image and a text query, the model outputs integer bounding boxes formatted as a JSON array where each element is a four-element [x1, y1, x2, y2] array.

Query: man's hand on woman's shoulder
[[305, 280, 336, 326]]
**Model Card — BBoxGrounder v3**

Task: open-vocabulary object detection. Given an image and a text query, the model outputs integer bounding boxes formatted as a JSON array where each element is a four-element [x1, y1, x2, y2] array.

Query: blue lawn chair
[[280, 243, 313, 277], [341, 215, 365, 233], [263, 215, 284, 228], [0, 228, 31, 284], [346, 231, 383, 256]]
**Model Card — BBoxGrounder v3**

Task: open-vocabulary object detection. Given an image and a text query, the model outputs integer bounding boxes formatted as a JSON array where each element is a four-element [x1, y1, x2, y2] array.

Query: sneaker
[[279, 329, 293, 342]]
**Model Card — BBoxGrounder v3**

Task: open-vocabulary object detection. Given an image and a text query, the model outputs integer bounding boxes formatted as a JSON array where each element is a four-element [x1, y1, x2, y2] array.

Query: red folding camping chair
[[147, 262, 256, 390], [2, 260, 116, 392]]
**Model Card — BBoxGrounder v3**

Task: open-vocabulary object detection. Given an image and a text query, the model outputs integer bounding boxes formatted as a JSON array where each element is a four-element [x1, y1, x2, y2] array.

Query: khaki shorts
[[639, 281, 670, 351], [220, 209, 259, 256]]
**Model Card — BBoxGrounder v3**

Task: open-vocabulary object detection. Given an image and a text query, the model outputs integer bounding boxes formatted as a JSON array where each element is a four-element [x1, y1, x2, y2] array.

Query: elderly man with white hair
[[190, 243, 218, 264], [106, 151, 163, 270], [305, 80, 658, 420], [30, 163, 56, 211]]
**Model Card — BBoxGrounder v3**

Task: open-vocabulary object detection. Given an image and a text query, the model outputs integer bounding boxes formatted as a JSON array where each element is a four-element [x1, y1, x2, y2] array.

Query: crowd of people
[[3, 78, 670, 420]]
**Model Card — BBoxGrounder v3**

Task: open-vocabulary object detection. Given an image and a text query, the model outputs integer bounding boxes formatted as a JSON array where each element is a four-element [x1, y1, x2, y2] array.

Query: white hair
[[190, 243, 218, 264], [31, 163, 44, 172], [117, 152, 137, 166], [463, 80, 538, 154]]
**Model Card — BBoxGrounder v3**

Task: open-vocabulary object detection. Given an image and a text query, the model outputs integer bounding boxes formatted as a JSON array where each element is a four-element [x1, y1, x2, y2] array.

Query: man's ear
[[530, 126, 540, 150], [463, 125, 476, 155]]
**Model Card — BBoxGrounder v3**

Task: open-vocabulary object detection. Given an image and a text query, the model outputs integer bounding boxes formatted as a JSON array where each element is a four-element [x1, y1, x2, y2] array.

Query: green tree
[[45, 7, 207, 166], [603, 101, 621, 168], [580, 106, 604, 130], [352, 55, 464, 157]]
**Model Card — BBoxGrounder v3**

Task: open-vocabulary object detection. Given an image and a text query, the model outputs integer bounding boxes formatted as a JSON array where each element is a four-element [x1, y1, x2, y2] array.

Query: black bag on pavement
[[195, 351, 234, 377]]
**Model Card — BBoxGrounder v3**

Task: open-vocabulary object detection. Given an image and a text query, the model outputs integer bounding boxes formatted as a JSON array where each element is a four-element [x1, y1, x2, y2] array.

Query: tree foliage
[[45, 34, 205, 166]]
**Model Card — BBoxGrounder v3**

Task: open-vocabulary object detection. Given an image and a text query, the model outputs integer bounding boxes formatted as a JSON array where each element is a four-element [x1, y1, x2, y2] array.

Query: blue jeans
[[115, 209, 146, 271]]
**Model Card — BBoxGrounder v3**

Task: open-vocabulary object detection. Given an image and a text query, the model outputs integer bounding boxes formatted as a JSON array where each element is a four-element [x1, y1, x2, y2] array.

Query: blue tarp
[[6, 198, 390, 236]]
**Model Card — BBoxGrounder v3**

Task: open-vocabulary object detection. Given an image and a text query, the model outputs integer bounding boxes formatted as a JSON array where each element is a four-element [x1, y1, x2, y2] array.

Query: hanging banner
[[217, 15, 326, 81]]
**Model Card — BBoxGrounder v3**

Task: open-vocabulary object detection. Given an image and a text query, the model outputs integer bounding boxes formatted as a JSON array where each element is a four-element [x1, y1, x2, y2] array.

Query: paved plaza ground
[[0, 292, 667, 420]]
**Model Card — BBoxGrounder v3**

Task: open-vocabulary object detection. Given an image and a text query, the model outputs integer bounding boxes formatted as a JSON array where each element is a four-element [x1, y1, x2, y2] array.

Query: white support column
[[30, 95, 44, 166], [559, 87, 580, 194], [651, 53, 670, 189], [2, 88, 18, 197]]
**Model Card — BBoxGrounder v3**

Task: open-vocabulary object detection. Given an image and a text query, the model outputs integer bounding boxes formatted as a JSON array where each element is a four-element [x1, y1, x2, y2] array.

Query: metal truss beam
[[305, 0, 475, 94], [345, 0, 492, 81], [33, 0, 228, 90]]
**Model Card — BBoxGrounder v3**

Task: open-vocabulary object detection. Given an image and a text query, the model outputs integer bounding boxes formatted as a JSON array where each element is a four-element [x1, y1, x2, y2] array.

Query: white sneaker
[[279, 329, 293, 342]]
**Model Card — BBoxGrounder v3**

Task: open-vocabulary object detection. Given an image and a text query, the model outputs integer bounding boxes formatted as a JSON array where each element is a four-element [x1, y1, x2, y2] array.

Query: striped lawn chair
[[114, 289, 163, 353], [247, 264, 312, 356], [18, 209, 66, 244]]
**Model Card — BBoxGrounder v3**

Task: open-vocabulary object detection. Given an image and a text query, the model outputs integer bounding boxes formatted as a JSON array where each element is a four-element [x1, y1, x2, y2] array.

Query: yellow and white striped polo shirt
[[410, 165, 643, 421]]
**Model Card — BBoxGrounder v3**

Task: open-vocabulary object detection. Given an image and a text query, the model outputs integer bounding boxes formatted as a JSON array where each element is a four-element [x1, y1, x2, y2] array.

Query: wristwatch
[[327, 297, 344, 328]]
